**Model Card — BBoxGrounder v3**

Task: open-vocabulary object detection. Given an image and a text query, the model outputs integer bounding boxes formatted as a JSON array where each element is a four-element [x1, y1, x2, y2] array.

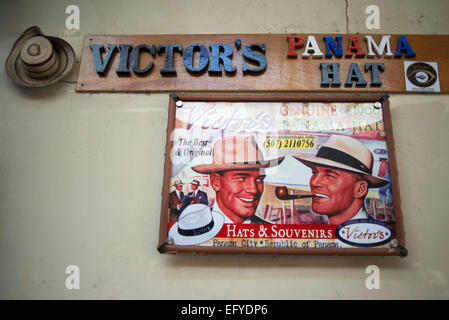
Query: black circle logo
[[406, 62, 438, 88]]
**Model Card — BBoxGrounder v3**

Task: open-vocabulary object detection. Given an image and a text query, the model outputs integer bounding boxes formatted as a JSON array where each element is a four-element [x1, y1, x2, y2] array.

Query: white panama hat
[[294, 134, 389, 188], [168, 203, 224, 246]]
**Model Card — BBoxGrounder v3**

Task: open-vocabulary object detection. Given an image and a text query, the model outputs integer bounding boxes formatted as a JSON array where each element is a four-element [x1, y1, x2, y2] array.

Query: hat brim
[[5, 26, 75, 88], [191, 157, 285, 174], [294, 155, 390, 188], [168, 210, 225, 246]]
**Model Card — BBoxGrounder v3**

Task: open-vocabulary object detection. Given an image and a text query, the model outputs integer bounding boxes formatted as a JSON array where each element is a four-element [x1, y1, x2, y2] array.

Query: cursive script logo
[[182, 105, 272, 133], [336, 219, 395, 247]]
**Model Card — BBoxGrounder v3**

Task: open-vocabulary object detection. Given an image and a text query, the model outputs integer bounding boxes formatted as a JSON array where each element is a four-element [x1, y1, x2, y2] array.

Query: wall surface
[[1, 0, 448, 299]]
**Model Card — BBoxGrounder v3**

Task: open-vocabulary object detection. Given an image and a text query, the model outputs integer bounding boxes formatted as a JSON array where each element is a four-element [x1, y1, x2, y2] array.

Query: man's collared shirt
[[351, 207, 370, 220], [212, 201, 271, 224], [321, 207, 371, 224]]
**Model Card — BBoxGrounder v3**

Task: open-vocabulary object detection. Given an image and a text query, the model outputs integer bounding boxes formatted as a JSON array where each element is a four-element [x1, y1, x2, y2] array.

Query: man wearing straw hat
[[192, 135, 284, 224], [294, 134, 390, 225], [182, 179, 209, 207], [168, 180, 185, 222]]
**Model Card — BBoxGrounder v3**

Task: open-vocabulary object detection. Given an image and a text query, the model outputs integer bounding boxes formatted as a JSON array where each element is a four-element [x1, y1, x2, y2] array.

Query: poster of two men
[[159, 95, 405, 256]]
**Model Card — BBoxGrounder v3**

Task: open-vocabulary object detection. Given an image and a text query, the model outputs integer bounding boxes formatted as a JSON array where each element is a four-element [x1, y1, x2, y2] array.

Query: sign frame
[[158, 93, 406, 256]]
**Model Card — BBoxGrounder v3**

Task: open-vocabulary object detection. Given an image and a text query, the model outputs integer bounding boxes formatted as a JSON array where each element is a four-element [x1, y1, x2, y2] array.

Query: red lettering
[[287, 36, 305, 58], [345, 36, 366, 58], [330, 105, 337, 115], [280, 104, 289, 116], [345, 226, 359, 238]]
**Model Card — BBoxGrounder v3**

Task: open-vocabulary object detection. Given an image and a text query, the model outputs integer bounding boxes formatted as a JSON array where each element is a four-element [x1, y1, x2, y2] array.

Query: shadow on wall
[[163, 251, 410, 271]]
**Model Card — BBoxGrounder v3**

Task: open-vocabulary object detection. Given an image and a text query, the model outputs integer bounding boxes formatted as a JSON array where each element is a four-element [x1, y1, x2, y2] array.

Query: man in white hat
[[192, 135, 284, 224], [294, 134, 389, 225], [168, 180, 185, 222]]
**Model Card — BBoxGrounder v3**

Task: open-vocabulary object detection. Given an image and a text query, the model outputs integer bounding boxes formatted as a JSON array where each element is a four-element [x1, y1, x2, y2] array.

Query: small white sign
[[404, 61, 440, 92], [336, 219, 394, 247]]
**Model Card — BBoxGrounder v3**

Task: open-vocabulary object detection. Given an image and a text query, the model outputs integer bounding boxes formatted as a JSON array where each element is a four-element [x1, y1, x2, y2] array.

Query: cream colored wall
[[1, 0, 448, 299]]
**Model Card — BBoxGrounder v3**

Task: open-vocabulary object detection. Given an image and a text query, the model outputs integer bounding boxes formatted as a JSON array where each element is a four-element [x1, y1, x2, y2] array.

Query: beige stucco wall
[[1, 0, 448, 299]]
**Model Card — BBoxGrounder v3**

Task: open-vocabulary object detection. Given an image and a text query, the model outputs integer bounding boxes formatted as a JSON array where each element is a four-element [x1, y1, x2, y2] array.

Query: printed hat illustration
[[192, 135, 284, 174], [5, 26, 75, 88], [294, 134, 389, 187], [173, 179, 185, 186], [168, 203, 224, 245], [190, 180, 200, 186]]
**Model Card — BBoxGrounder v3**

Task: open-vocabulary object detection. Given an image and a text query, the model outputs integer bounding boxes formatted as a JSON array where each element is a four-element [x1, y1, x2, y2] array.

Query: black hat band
[[178, 219, 215, 237], [315, 146, 372, 175]]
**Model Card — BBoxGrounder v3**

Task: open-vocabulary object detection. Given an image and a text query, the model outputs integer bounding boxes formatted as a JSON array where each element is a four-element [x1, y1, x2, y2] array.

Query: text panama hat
[[192, 135, 284, 174], [294, 134, 389, 187], [168, 203, 224, 245], [5, 26, 75, 88]]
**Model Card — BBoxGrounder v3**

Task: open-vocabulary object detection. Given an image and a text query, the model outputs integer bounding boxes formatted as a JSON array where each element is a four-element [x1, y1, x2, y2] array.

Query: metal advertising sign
[[158, 94, 406, 256]]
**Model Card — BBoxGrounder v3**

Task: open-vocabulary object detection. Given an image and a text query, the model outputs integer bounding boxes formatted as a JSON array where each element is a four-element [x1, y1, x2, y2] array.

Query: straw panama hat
[[190, 180, 200, 186], [192, 135, 284, 174], [294, 134, 389, 188], [5, 26, 75, 88], [172, 179, 185, 187], [168, 203, 224, 245]]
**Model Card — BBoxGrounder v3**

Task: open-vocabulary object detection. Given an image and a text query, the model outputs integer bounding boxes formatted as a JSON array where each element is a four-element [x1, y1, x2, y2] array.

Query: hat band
[[215, 160, 268, 165], [178, 219, 215, 237], [316, 146, 372, 175]]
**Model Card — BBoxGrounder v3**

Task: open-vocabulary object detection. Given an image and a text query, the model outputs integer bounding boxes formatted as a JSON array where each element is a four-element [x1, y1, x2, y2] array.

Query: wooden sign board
[[158, 93, 407, 256], [76, 34, 449, 93]]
